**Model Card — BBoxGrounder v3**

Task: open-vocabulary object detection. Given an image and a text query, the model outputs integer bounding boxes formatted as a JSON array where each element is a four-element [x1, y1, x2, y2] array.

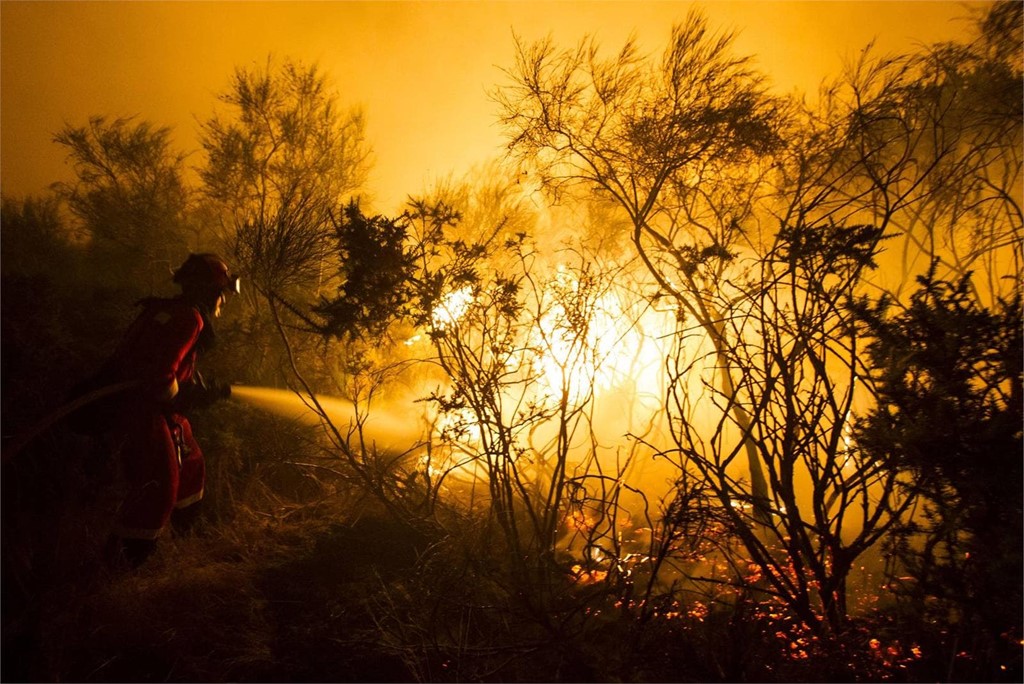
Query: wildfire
[[435, 406, 483, 444], [423, 269, 675, 442], [431, 285, 474, 328], [530, 264, 669, 405]]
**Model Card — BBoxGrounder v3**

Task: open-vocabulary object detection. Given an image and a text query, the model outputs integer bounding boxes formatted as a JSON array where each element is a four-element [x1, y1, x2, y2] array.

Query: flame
[[435, 405, 483, 444], [432, 285, 474, 328], [420, 268, 690, 500], [426, 271, 674, 431], [531, 265, 669, 406]]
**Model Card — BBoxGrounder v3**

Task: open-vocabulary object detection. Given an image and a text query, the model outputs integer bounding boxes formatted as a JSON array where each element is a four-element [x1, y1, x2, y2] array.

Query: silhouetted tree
[[497, 2, 1022, 639], [0, 195, 73, 279], [760, 0, 1021, 634], [1, 195, 86, 418], [312, 201, 417, 341], [199, 56, 370, 299], [198, 57, 371, 386], [497, 8, 785, 526], [854, 268, 1022, 680], [787, 0, 1021, 308], [53, 115, 193, 296]]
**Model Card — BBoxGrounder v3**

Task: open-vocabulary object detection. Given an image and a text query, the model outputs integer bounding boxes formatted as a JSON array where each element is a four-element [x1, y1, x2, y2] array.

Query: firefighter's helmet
[[173, 253, 240, 296]]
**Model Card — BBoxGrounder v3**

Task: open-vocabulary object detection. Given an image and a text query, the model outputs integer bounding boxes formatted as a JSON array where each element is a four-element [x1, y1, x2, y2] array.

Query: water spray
[[2, 382, 425, 464], [229, 385, 425, 453]]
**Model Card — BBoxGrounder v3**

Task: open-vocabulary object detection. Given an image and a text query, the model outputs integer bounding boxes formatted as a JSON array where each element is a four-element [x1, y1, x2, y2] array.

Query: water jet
[[229, 385, 425, 453]]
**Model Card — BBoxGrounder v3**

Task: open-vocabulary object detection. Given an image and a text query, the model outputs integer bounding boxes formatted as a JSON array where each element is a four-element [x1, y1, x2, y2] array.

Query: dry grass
[[9, 500, 427, 682], [3, 405, 1019, 683]]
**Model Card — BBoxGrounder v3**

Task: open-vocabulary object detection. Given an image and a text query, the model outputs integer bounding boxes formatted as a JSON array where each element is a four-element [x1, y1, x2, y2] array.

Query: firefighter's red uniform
[[111, 297, 207, 540]]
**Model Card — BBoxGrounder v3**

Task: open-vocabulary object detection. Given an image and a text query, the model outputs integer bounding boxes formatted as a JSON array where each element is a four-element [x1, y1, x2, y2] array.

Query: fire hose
[[1, 379, 141, 464]]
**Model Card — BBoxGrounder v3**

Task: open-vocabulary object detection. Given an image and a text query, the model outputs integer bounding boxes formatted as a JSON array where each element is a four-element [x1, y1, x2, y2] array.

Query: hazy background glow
[[2, 1, 977, 214]]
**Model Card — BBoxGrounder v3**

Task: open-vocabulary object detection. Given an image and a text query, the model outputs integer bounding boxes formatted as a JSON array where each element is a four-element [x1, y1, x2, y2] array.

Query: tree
[[497, 7, 785, 525], [0, 194, 73, 279], [497, 2, 1022, 638], [756, 0, 1021, 634], [199, 56, 370, 300], [853, 269, 1022, 680], [198, 57, 371, 387], [314, 184, 685, 678], [53, 115, 193, 294], [296, 178, 563, 532], [311, 200, 418, 342], [1, 194, 86, 416], [778, 0, 1021, 311], [664, 218, 916, 635]]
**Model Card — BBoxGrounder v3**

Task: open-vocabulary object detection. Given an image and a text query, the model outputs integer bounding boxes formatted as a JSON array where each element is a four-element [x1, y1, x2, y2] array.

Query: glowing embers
[[570, 564, 609, 584]]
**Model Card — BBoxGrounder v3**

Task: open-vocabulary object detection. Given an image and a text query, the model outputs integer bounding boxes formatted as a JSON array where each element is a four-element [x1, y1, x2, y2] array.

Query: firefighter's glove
[[213, 380, 232, 401], [175, 375, 230, 412]]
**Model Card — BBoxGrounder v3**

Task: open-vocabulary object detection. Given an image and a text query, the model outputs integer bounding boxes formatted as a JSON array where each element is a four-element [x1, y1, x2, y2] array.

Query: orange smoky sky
[[2, 1, 980, 215]]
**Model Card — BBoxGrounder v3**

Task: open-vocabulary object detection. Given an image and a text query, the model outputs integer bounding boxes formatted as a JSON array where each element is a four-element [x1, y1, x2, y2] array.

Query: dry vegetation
[[2, 4, 1021, 682]]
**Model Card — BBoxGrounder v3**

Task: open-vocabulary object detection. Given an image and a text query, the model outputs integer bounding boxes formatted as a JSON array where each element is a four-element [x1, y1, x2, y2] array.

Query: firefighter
[[106, 253, 239, 566]]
